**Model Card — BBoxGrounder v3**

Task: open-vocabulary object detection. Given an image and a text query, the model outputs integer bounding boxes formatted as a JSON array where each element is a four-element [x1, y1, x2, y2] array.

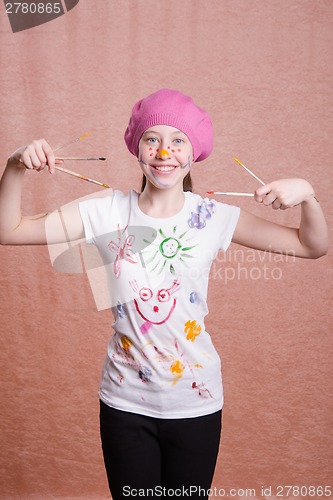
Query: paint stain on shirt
[[170, 359, 185, 383], [184, 320, 202, 342]]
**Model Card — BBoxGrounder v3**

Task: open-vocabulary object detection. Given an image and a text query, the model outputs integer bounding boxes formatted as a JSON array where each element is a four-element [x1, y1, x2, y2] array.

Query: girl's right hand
[[8, 139, 61, 174]]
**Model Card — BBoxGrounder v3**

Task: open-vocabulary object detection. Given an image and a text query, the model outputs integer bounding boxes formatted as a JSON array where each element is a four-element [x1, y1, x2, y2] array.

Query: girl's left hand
[[254, 178, 316, 210]]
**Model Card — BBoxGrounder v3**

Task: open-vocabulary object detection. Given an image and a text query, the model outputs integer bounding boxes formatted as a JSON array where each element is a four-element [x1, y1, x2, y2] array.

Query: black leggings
[[100, 400, 222, 500]]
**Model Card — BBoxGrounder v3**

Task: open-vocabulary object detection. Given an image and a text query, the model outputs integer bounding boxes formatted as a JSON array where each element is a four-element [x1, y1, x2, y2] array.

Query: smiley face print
[[130, 279, 181, 333]]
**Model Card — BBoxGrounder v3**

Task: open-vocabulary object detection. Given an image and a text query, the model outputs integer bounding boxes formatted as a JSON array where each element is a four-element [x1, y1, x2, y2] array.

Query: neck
[[138, 181, 185, 218]]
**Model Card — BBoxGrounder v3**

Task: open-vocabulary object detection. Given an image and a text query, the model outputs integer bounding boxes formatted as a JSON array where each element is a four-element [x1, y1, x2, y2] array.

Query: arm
[[232, 178, 329, 259], [0, 139, 84, 245]]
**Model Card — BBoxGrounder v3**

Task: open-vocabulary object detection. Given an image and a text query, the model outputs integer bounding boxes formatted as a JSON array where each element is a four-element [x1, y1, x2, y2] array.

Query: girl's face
[[138, 125, 193, 190]]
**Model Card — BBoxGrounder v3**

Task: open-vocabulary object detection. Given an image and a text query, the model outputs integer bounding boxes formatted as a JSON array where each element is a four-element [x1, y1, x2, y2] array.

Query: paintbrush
[[233, 158, 265, 185], [55, 165, 110, 188], [54, 132, 91, 153], [56, 157, 107, 161], [207, 191, 254, 197]]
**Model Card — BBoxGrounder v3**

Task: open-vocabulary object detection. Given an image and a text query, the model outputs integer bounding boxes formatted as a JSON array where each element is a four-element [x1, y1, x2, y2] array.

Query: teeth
[[154, 166, 176, 172]]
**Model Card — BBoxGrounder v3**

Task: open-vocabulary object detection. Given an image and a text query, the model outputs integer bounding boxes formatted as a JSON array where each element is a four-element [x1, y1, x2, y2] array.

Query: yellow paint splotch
[[184, 320, 202, 342], [170, 359, 185, 384], [121, 335, 133, 352]]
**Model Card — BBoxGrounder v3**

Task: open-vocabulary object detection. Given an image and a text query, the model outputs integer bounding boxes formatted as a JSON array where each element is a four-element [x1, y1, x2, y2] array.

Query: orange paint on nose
[[159, 149, 169, 158]]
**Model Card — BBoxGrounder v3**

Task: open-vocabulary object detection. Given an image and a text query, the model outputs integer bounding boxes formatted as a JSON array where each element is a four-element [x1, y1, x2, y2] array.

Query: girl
[[0, 89, 328, 499]]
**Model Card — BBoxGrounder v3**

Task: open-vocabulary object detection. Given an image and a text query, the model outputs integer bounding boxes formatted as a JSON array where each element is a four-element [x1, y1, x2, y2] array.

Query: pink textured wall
[[0, 1, 332, 499]]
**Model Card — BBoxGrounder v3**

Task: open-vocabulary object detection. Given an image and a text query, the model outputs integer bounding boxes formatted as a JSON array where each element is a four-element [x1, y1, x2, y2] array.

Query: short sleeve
[[79, 192, 116, 245], [215, 201, 241, 252]]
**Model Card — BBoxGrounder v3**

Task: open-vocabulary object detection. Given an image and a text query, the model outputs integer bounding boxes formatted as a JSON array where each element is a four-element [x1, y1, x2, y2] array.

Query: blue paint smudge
[[139, 366, 152, 383], [188, 211, 206, 229], [117, 302, 126, 318], [188, 199, 216, 229], [190, 291, 202, 304], [181, 155, 192, 169]]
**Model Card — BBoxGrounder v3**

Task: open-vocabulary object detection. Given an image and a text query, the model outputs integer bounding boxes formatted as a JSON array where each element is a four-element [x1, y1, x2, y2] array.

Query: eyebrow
[[143, 129, 184, 136], [142, 130, 160, 135]]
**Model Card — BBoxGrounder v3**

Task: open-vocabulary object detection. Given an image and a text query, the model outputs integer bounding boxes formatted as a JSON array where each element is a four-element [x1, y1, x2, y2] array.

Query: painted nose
[[158, 149, 170, 159], [153, 305, 159, 312]]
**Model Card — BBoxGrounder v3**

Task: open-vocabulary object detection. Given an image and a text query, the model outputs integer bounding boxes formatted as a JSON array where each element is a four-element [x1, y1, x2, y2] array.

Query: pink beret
[[124, 89, 214, 162]]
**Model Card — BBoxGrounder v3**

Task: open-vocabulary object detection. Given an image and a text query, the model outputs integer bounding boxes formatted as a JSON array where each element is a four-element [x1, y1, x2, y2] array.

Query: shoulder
[[187, 191, 240, 218], [79, 189, 135, 213]]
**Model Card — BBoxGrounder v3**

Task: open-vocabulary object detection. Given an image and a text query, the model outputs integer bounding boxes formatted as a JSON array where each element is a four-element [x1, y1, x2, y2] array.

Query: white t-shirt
[[79, 190, 240, 419]]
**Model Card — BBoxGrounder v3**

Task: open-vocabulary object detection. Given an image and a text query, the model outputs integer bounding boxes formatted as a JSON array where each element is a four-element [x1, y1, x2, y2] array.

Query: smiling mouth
[[151, 165, 177, 174], [134, 298, 177, 325]]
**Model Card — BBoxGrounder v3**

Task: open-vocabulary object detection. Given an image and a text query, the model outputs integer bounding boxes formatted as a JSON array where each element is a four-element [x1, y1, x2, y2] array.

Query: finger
[[21, 147, 42, 170], [255, 184, 278, 204], [262, 191, 277, 206], [19, 153, 33, 170], [272, 198, 282, 210], [33, 140, 49, 166], [255, 184, 271, 202], [39, 139, 56, 174], [36, 162, 47, 172], [29, 139, 55, 174]]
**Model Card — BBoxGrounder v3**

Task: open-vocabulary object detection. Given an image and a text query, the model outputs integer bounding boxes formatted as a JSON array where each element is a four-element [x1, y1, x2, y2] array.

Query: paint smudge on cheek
[[150, 167, 171, 187], [149, 147, 159, 157], [168, 147, 182, 153], [146, 147, 161, 157], [139, 154, 148, 166], [181, 155, 192, 169]]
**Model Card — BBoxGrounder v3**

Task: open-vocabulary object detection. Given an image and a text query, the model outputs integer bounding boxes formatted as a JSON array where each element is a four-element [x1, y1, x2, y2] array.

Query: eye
[[157, 289, 170, 302], [147, 137, 159, 144], [174, 138, 184, 145], [139, 288, 153, 301]]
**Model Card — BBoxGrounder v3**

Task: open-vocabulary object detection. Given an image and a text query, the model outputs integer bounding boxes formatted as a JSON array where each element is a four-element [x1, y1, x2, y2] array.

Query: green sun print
[[159, 237, 182, 258], [144, 227, 196, 274]]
